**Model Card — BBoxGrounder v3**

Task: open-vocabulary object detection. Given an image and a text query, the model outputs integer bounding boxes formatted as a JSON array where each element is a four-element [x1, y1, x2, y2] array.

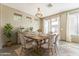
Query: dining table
[[23, 32, 49, 49]]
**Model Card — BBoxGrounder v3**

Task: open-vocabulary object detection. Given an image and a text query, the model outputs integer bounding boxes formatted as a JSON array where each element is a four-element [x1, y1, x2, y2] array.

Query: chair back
[[18, 32, 26, 47], [49, 34, 56, 43], [54, 34, 59, 44], [48, 34, 55, 48]]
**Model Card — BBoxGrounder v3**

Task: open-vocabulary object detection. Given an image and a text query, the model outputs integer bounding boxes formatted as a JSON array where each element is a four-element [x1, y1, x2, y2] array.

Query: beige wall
[[0, 4, 40, 48], [0, 4, 2, 49], [71, 35, 79, 43]]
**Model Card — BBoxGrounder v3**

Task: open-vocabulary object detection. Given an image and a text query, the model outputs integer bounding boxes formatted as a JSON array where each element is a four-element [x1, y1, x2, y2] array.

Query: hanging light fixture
[[35, 8, 43, 18], [47, 3, 53, 7]]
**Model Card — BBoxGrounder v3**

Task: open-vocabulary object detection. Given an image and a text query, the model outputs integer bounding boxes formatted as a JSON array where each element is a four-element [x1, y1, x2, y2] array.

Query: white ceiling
[[2, 3, 79, 16]]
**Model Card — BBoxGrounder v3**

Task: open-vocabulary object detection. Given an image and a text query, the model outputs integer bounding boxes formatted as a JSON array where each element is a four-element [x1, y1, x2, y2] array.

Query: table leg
[[36, 40, 42, 53]]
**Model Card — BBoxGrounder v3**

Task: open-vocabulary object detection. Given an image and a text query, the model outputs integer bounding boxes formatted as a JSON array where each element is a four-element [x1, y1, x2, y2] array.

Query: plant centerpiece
[[37, 29, 42, 35], [29, 27, 33, 31], [3, 23, 13, 47], [37, 29, 42, 32]]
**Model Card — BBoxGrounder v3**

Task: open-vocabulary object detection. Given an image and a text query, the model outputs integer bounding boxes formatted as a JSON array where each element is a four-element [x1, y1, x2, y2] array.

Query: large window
[[44, 19, 50, 34], [51, 17, 60, 34], [14, 13, 22, 20], [68, 13, 79, 36], [13, 13, 22, 27]]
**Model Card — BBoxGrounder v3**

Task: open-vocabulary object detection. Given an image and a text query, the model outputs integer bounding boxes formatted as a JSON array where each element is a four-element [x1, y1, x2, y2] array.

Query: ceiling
[[2, 3, 79, 16]]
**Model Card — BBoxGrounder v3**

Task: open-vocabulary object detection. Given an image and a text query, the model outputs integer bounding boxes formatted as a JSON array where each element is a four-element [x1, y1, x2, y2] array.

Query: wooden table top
[[24, 32, 49, 41], [31, 35, 48, 41]]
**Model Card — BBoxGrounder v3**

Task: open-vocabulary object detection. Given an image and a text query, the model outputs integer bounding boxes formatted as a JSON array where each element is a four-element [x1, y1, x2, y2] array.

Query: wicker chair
[[48, 34, 56, 55], [52, 34, 59, 55], [47, 33, 59, 55], [18, 32, 36, 55]]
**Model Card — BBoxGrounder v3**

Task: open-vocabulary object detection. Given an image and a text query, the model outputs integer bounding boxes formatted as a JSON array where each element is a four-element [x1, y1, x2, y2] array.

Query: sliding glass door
[[43, 16, 60, 34]]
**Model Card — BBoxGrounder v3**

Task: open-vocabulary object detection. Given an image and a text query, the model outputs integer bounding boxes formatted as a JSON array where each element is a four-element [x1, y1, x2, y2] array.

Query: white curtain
[[66, 14, 72, 42]]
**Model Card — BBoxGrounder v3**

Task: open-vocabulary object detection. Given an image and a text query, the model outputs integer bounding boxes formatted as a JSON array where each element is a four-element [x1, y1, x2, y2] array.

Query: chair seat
[[22, 42, 36, 49], [26, 39, 34, 43], [41, 43, 49, 49]]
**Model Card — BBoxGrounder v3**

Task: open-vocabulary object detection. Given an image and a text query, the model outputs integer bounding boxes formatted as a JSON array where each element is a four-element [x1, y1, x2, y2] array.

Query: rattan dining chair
[[40, 34, 54, 55], [52, 34, 59, 55], [47, 33, 59, 55], [18, 32, 36, 55], [48, 34, 56, 55]]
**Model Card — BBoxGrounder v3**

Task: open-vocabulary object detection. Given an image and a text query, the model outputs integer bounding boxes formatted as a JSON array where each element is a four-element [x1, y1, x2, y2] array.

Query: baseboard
[[60, 39, 66, 41]]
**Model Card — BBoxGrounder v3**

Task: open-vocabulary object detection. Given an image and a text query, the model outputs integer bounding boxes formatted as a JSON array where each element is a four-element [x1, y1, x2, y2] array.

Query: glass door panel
[[51, 17, 60, 34]]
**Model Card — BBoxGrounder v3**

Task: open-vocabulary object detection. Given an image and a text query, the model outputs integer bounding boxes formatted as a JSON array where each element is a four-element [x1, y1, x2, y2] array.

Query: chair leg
[[49, 48, 51, 56], [48, 47, 53, 56], [51, 47, 54, 55], [50, 48, 53, 55], [20, 47, 23, 56], [56, 45, 59, 55], [54, 44, 58, 56]]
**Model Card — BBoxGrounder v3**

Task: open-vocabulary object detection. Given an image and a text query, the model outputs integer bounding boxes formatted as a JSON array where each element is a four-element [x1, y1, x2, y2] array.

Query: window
[[44, 19, 50, 34], [14, 13, 22, 20], [68, 13, 79, 36], [77, 14, 79, 35], [43, 16, 60, 34], [13, 13, 22, 27], [51, 16, 60, 34]]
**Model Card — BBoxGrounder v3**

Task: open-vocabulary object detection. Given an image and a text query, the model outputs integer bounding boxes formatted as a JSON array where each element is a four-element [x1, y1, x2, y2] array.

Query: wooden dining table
[[23, 32, 49, 49]]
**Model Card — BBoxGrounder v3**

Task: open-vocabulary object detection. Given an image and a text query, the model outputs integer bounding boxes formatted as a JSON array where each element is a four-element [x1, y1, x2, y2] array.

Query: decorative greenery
[[29, 27, 33, 31], [47, 3, 53, 7], [37, 29, 42, 32], [3, 23, 13, 42]]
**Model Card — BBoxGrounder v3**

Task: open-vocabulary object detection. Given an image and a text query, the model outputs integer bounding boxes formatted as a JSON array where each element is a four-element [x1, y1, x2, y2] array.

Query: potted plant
[[3, 23, 13, 47], [37, 29, 42, 32]]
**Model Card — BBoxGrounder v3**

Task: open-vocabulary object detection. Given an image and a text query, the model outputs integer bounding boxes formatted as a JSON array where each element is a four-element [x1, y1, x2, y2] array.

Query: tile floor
[[0, 41, 79, 56]]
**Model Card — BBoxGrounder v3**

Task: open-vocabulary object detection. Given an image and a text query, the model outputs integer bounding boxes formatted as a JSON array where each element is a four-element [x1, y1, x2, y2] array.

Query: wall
[[0, 4, 2, 49], [71, 35, 79, 43], [0, 4, 40, 49]]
